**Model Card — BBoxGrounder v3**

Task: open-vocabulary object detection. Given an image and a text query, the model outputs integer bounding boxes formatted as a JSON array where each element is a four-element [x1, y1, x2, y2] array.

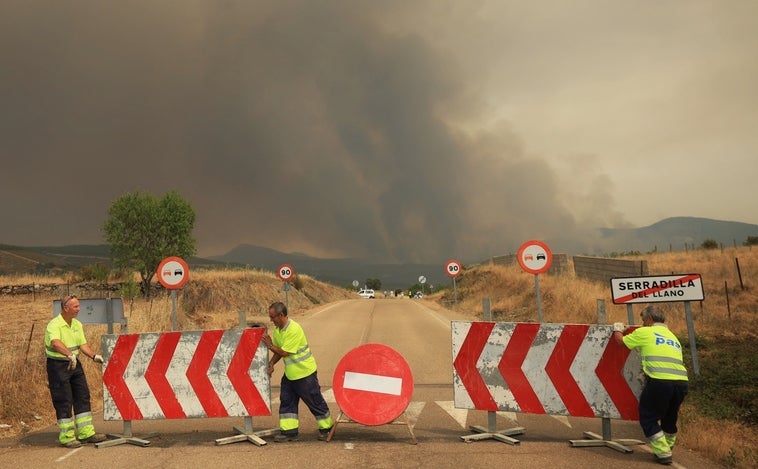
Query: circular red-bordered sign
[[277, 264, 294, 282], [157, 256, 190, 289], [445, 259, 462, 278], [517, 240, 552, 275], [332, 343, 414, 426]]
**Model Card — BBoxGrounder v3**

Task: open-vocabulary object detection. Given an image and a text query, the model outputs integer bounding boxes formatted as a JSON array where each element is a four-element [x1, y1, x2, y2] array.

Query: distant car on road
[[358, 289, 375, 299], [413, 291, 423, 299]]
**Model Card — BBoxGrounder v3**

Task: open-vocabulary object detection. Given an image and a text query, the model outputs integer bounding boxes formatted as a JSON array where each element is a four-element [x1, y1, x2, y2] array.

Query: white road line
[[55, 446, 83, 461]]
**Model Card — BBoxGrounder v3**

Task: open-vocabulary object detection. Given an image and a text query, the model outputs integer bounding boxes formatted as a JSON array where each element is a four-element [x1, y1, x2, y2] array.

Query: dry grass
[[434, 246, 758, 468], [1, 248, 757, 467], [0, 268, 354, 440]]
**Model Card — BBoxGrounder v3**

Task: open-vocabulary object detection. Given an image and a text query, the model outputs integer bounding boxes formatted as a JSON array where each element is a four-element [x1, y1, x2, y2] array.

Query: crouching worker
[[613, 305, 689, 465], [262, 301, 333, 442], [45, 295, 107, 448]]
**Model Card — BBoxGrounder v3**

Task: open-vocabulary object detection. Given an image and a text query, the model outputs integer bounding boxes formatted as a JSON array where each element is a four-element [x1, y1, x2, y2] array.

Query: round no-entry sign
[[277, 264, 294, 282], [157, 256, 190, 289], [517, 240, 552, 275], [445, 259, 462, 278], [332, 343, 414, 426]]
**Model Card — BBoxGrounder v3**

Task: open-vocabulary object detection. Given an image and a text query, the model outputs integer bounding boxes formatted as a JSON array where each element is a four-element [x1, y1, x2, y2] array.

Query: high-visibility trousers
[[278, 372, 333, 434], [46, 358, 97, 443]]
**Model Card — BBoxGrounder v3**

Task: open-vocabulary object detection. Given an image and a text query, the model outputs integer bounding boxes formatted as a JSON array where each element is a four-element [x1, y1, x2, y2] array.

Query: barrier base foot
[[569, 431, 644, 453], [95, 432, 157, 448], [461, 425, 524, 445], [215, 426, 278, 446], [327, 410, 418, 445]]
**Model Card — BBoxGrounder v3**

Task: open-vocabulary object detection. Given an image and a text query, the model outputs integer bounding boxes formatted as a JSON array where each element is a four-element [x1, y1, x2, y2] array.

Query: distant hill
[[589, 217, 758, 254], [207, 244, 446, 289], [0, 244, 225, 276], [2, 217, 757, 287], [207, 217, 758, 287]]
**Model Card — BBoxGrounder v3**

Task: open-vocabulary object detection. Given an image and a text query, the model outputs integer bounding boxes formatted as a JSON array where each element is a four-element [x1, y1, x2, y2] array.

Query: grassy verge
[[2, 248, 757, 467]]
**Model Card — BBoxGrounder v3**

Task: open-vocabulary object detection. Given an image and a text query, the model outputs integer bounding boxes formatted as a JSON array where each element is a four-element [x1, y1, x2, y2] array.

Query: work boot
[[318, 428, 332, 441], [273, 433, 299, 442], [649, 431, 673, 465], [79, 433, 107, 444], [62, 440, 82, 448]]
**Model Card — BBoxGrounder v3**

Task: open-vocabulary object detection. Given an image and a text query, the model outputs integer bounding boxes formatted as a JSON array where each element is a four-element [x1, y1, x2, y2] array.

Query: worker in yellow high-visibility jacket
[[262, 301, 333, 442], [45, 295, 108, 448], [613, 305, 689, 466]]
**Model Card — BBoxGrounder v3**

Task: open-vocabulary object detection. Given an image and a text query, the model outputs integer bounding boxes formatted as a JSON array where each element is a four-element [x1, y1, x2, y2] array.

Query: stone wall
[[491, 253, 648, 284], [572, 256, 648, 283], [0, 282, 120, 297], [491, 253, 570, 275]]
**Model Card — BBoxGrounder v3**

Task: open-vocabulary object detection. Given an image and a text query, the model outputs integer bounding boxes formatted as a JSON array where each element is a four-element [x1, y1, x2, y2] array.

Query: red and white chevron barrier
[[452, 321, 644, 420], [102, 328, 271, 421]]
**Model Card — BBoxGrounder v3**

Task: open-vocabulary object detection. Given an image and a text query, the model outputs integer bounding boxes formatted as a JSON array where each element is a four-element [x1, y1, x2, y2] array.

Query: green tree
[[79, 263, 110, 283], [701, 238, 718, 250], [103, 191, 196, 297], [365, 278, 382, 290]]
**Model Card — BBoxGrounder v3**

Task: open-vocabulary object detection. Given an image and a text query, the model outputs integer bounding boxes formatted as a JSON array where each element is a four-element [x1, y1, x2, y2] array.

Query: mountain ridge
[[2, 216, 757, 288]]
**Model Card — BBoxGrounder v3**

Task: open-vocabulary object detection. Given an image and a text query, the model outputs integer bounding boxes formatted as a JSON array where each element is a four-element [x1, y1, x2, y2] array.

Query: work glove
[[612, 322, 625, 333], [93, 354, 104, 364], [67, 354, 78, 371]]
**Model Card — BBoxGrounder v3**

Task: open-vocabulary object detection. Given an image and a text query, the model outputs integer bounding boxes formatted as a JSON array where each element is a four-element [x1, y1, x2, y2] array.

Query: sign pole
[[171, 290, 177, 331], [684, 301, 700, 379], [534, 275, 543, 324], [453, 277, 458, 304]]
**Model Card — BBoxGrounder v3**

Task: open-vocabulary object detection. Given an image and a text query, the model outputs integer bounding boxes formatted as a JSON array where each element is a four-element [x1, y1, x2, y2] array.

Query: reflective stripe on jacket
[[622, 324, 688, 381], [272, 319, 317, 380], [45, 315, 85, 359]]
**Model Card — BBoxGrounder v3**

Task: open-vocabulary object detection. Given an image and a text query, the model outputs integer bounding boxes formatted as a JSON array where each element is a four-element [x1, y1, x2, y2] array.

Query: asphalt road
[[1, 299, 722, 468]]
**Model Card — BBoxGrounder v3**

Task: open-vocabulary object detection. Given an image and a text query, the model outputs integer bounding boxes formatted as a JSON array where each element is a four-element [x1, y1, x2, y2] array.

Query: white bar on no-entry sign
[[344, 371, 402, 396]]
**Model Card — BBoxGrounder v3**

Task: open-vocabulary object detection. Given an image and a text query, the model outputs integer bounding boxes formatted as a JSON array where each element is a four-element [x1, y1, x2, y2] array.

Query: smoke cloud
[[2, 1, 756, 263]]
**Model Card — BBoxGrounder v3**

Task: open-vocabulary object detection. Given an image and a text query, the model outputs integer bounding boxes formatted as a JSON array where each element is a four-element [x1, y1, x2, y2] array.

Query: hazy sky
[[2, 1, 756, 263]]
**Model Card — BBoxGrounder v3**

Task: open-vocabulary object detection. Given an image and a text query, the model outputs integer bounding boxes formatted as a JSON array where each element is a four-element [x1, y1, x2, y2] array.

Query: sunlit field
[[0, 269, 353, 440], [1, 247, 756, 467], [439, 246, 758, 468]]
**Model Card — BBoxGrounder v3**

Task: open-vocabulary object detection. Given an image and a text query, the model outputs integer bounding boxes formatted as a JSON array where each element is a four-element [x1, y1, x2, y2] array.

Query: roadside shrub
[[119, 276, 140, 312], [79, 263, 110, 282], [701, 239, 718, 250], [292, 274, 304, 291]]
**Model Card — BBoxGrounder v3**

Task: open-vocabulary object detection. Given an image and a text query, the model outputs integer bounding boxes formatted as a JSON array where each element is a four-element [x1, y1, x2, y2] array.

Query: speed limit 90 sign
[[277, 264, 294, 282], [445, 259, 462, 278]]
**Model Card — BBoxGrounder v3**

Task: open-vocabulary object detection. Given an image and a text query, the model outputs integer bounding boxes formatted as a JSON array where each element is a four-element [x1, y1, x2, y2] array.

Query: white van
[[358, 289, 375, 299]]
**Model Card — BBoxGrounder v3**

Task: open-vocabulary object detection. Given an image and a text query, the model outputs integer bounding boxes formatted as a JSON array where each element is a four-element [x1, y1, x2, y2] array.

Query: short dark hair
[[640, 305, 665, 323], [269, 301, 288, 316]]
